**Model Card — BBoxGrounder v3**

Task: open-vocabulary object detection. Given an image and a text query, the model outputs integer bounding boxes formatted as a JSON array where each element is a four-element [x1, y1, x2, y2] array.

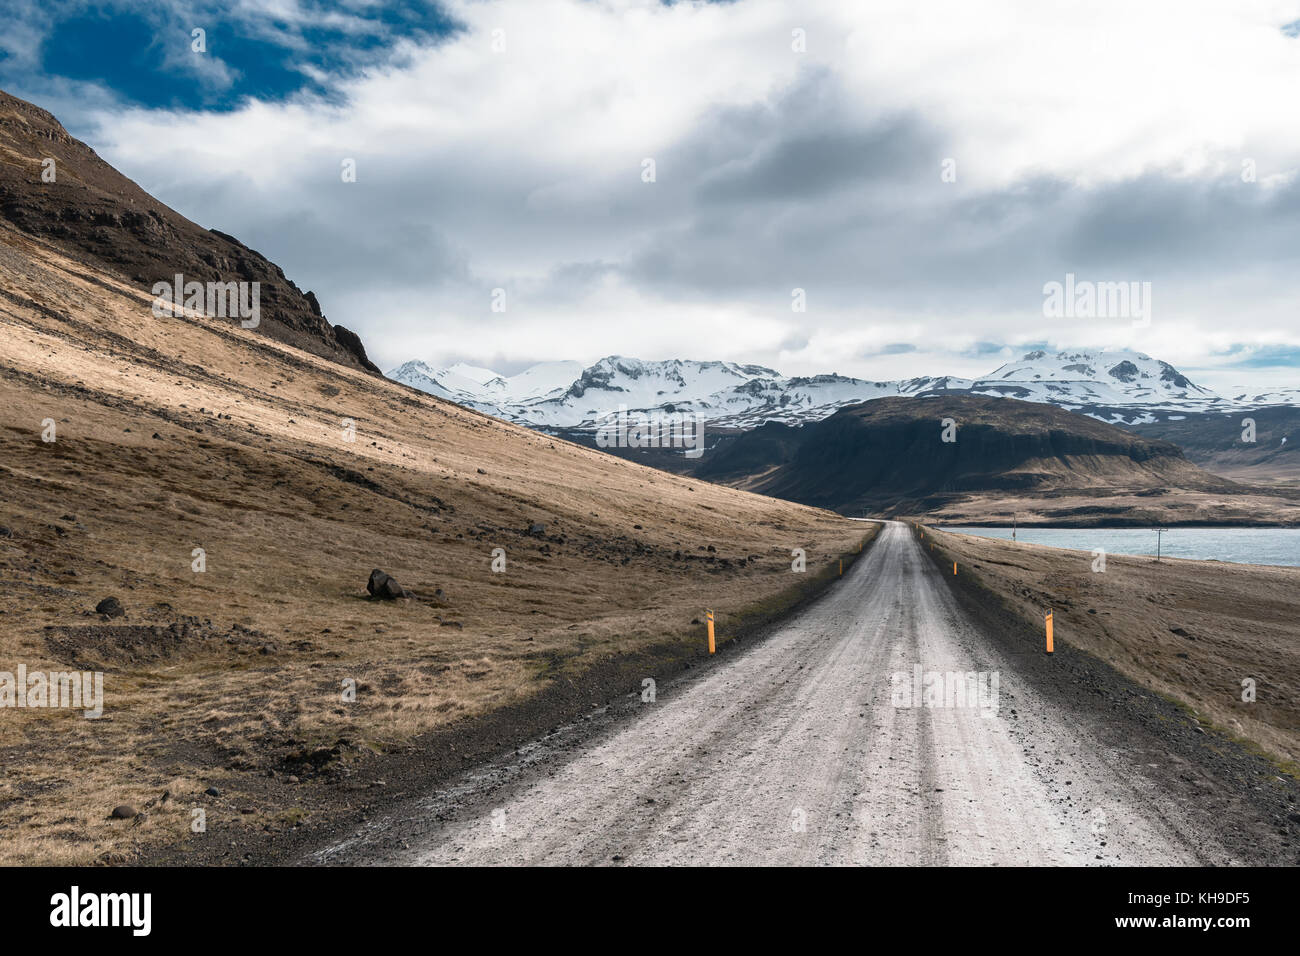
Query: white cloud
[[79, 0, 1300, 382]]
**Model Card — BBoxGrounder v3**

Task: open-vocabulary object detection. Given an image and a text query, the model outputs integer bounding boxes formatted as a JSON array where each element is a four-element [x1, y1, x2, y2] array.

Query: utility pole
[[1155, 527, 1168, 562], [1012, 512, 1017, 542]]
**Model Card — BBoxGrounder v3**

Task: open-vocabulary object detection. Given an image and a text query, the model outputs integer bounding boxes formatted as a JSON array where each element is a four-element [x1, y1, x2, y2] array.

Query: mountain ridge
[[389, 348, 1296, 431], [0, 88, 379, 375]]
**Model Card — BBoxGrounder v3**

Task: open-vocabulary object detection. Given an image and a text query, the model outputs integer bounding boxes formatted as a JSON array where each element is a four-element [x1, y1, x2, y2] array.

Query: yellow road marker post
[[706, 609, 715, 655], [1045, 610, 1054, 654]]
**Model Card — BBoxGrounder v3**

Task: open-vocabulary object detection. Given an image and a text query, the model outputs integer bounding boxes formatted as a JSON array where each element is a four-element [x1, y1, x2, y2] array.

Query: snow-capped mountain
[[961, 350, 1226, 424], [388, 359, 582, 408], [388, 350, 1296, 431]]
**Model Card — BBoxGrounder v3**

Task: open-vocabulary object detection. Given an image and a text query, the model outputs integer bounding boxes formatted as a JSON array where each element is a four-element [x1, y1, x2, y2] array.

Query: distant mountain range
[[389, 349, 1300, 430]]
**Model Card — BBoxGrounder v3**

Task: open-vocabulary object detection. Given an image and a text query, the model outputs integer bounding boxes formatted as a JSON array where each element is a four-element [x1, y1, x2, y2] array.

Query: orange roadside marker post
[[839, 559, 843, 576], [706, 609, 715, 655], [953, 561, 957, 575], [1045, 610, 1054, 654]]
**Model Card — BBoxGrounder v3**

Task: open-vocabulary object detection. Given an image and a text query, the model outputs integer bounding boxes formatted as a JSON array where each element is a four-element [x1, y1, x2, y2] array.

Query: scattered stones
[[528, 522, 546, 536], [95, 597, 125, 619], [205, 786, 221, 797], [0, 526, 11, 538], [110, 804, 138, 819], [367, 569, 406, 600]]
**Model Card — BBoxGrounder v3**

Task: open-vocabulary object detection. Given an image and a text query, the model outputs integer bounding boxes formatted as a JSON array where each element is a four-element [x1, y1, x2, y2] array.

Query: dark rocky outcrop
[[0, 90, 380, 375]]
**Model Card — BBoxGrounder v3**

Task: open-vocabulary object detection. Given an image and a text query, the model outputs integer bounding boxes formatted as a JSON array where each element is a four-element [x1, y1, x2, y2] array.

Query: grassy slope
[[0, 227, 868, 863], [918, 525, 1299, 771]]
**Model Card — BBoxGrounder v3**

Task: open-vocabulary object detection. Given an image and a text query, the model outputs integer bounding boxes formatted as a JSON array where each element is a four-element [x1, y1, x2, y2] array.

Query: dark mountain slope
[[713, 395, 1239, 515], [1130, 407, 1300, 484], [694, 420, 807, 480], [0, 89, 379, 374]]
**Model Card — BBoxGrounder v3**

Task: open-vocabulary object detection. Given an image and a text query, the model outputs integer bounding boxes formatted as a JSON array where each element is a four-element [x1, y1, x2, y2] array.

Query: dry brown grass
[[0, 227, 865, 863], [924, 526, 1300, 770]]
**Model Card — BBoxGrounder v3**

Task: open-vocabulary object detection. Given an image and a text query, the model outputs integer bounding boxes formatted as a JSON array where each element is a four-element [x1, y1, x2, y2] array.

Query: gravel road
[[314, 521, 1248, 866]]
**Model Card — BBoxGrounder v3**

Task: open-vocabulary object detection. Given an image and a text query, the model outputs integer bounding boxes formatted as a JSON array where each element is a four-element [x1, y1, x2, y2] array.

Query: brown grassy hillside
[[0, 220, 865, 864]]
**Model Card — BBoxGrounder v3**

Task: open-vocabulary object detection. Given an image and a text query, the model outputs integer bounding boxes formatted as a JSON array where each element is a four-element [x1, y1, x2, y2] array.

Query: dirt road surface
[[312, 521, 1271, 866]]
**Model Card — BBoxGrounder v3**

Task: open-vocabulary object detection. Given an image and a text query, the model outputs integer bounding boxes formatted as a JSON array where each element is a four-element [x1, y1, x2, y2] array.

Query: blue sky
[[6, 1, 459, 112], [4, 1, 1300, 392]]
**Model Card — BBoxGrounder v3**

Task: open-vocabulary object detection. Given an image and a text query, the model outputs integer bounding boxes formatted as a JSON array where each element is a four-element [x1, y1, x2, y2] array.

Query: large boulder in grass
[[95, 597, 125, 619], [367, 569, 406, 600]]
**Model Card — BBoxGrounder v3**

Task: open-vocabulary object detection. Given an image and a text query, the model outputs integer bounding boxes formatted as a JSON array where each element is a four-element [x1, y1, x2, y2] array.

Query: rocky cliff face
[[0, 90, 379, 374]]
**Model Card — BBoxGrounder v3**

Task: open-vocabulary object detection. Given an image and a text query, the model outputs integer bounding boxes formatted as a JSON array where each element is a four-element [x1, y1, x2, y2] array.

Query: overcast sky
[[5, 0, 1300, 391]]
